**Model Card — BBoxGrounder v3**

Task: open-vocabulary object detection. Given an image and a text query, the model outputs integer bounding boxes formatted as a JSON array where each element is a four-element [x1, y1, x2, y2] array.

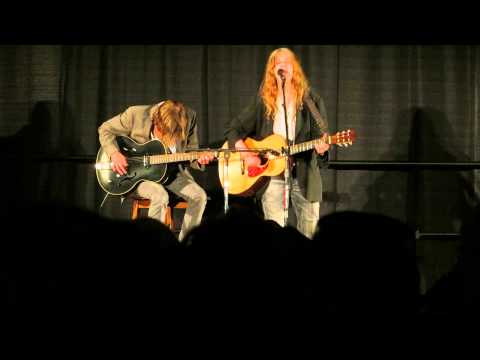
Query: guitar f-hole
[[116, 172, 136, 188]]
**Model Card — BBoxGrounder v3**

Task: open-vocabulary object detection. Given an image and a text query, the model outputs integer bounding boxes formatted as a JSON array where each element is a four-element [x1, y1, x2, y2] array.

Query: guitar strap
[[303, 92, 329, 135]]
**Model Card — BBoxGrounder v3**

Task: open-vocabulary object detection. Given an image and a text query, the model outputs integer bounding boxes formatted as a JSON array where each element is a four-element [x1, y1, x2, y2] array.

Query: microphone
[[278, 69, 285, 80]]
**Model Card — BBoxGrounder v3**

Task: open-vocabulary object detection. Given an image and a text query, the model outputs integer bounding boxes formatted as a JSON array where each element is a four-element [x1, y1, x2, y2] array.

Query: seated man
[[98, 100, 214, 241]]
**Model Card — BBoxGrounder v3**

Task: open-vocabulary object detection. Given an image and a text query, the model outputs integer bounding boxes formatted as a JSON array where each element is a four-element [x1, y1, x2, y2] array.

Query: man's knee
[[150, 188, 169, 205], [190, 188, 207, 206]]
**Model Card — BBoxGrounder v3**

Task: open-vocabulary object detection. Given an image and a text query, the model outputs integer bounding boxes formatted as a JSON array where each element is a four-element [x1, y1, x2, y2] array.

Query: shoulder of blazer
[[305, 88, 323, 104], [185, 106, 196, 121], [127, 105, 152, 114]]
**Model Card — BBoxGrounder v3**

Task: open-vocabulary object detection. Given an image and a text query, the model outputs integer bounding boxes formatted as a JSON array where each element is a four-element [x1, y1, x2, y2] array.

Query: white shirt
[[151, 130, 176, 153], [273, 99, 296, 142]]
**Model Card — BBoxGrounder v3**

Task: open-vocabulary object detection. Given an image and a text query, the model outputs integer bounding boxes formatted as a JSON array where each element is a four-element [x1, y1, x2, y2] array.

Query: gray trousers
[[132, 173, 207, 241], [261, 177, 320, 239]]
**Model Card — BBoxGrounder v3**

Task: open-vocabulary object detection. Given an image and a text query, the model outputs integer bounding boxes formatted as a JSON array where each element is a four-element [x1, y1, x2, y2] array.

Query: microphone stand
[[222, 149, 231, 214], [217, 147, 279, 215], [280, 74, 291, 227]]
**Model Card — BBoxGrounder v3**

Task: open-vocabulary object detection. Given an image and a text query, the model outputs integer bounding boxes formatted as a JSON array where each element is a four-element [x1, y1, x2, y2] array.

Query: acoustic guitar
[[217, 129, 356, 197]]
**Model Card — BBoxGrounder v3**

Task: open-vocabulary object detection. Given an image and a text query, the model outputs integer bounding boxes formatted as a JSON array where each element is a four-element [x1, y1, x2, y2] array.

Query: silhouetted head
[[313, 211, 420, 313]]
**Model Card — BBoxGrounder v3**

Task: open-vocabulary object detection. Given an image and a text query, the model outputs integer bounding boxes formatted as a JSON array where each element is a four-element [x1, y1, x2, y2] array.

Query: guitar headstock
[[331, 129, 356, 147]]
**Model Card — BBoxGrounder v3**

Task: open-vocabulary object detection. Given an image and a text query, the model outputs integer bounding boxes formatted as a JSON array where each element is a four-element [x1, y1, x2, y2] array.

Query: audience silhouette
[[6, 199, 479, 315], [421, 204, 480, 313], [312, 211, 420, 314]]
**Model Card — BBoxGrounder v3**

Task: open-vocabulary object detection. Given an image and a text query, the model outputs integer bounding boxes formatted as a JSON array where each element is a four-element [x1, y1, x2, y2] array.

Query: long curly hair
[[151, 100, 188, 146], [260, 48, 310, 120]]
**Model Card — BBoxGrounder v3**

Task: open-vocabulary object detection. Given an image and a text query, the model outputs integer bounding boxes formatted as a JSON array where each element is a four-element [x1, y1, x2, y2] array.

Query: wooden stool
[[131, 198, 188, 231]]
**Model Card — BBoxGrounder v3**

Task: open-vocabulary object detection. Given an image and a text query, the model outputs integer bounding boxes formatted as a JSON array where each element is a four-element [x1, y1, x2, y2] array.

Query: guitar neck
[[149, 152, 208, 164], [289, 136, 334, 155]]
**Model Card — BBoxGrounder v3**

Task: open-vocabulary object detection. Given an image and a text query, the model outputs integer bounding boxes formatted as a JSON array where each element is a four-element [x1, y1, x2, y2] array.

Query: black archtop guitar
[[95, 136, 217, 196]]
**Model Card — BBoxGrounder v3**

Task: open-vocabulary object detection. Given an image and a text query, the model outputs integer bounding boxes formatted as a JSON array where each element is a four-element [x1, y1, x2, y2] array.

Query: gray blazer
[[98, 103, 203, 177]]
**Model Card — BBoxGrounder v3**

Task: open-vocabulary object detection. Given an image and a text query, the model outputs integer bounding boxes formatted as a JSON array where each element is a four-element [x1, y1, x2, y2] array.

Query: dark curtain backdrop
[[1, 45, 479, 289], [2, 44, 479, 222]]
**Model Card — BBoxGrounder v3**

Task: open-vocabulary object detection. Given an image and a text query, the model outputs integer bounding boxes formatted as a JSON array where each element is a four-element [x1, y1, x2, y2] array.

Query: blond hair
[[260, 48, 310, 120], [152, 100, 188, 146]]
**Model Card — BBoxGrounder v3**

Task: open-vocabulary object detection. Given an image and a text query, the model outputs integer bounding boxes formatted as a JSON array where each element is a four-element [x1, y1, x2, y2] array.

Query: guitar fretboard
[[149, 152, 207, 164], [289, 136, 335, 155]]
